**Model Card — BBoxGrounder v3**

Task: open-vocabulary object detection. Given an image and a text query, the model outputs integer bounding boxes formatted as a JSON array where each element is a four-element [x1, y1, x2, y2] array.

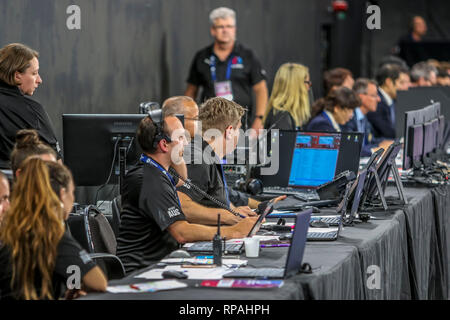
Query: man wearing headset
[[116, 114, 257, 273]]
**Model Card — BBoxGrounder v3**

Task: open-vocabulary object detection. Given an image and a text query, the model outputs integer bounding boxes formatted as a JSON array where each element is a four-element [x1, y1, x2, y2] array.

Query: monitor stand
[[362, 162, 408, 211]]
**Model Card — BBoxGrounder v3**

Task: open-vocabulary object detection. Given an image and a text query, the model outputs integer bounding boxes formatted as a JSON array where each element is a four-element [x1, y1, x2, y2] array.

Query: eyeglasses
[[304, 80, 312, 86], [213, 25, 235, 30], [184, 117, 199, 121]]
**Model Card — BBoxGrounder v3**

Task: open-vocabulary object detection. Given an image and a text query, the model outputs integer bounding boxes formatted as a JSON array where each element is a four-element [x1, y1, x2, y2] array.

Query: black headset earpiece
[[148, 109, 172, 150]]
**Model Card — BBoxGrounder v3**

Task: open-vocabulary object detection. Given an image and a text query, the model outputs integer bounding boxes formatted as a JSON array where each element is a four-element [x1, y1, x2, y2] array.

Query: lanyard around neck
[[209, 54, 234, 82]]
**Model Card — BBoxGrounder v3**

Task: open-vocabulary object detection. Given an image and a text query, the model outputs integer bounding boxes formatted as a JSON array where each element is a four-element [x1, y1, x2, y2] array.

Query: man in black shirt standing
[[0, 43, 61, 169], [116, 115, 257, 273], [184, 7, 268, 136]]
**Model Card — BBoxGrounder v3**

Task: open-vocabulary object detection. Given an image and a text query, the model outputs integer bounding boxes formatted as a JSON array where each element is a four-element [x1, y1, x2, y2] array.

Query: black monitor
[[438, 115, 445, 149], [403, 108, 425, 170], [63, 114, 146, 186], [363, 141, 406, 209], [407, 124, 424, 168]]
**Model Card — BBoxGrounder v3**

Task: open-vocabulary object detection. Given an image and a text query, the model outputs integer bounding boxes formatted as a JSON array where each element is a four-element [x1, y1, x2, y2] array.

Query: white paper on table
[[106, 285, 140, 293], [135, 265, 231, 280]]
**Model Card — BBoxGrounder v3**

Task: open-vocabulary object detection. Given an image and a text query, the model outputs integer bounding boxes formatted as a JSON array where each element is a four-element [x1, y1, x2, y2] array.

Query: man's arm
[[178, 191, 242, 225], [251, 80, 268, 135], [184, 83, 199, 100], [167, 217, 258, 244]]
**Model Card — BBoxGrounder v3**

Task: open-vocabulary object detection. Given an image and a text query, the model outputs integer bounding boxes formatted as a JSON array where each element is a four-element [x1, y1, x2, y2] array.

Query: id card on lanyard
[[140, 154, 181, 207], [210, 55, 234, 101]]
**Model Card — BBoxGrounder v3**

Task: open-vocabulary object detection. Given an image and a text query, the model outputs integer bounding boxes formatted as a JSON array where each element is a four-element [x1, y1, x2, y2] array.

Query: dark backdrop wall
[[1, 0, 449, 150]]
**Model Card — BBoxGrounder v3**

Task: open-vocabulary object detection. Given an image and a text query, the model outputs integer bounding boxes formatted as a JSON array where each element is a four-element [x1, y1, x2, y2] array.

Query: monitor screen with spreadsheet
[[288, 132, 341, 188]]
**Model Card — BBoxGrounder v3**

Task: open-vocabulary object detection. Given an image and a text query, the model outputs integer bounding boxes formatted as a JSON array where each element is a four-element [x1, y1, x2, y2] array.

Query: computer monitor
[[403, 108, 426, 170], [422, 120, 437, 159], [288, 132, 341, 188], [63, 114, 146, 186], [335, 132, 363, 176], [438, 115, 445, 149]]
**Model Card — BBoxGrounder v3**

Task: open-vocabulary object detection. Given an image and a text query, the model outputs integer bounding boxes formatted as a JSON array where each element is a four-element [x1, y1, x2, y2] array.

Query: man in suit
[[342, 79, 393, 156], [367, 64, 410, 139]]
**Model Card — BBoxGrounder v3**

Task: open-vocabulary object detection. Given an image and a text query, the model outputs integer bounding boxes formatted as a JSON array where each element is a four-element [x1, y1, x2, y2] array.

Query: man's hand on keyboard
[[235, 206, 257, 217]]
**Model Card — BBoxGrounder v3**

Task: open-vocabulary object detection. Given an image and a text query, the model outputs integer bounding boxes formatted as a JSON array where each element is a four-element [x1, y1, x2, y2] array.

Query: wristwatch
[[255, 115, 264, 120]]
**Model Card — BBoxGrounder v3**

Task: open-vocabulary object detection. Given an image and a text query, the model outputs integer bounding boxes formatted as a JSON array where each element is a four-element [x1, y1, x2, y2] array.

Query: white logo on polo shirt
[[168, 206, 181, 218]]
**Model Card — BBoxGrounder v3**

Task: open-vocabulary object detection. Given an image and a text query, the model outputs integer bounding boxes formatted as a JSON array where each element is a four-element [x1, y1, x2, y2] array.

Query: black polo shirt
[[178, 136, 229, 208], [0, 80, 62, 169], [116, 160, 186, 274], [0, 231, 96, 299], [186, 42, 266, 123]]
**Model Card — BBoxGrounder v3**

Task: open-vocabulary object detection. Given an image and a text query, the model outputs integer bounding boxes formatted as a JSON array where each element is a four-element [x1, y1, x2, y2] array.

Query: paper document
[[107, 280, 187, 293]]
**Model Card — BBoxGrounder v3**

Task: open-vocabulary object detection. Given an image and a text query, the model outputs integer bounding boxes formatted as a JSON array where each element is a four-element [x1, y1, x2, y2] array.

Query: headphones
[[234, 177, 263, 196], [148, 109, 172, 150]]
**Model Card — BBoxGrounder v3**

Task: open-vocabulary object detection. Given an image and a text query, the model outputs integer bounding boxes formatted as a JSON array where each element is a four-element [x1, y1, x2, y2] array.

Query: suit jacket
[[305, 112, 336, 132], [366, 89, 396, 139], [341, 109, 383, 157]]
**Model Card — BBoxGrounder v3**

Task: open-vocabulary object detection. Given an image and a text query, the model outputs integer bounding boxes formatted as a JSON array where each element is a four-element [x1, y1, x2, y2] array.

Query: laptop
[[223, 209, 312, 279], [185, 202, 274, 254], [262, 131, 363, 201]]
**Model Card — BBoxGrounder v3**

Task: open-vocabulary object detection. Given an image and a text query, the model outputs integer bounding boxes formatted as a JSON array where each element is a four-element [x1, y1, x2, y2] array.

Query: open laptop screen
[[288, 132, 341, 188]]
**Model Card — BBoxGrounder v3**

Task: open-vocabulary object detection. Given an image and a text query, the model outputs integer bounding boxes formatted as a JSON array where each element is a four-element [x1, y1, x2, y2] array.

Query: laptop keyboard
[[224, 268, 284, 278], [311, 215, 341, 226], [263, 186, 320, 201], [186, 242, 243, 253], [307, 230, 338, 241]]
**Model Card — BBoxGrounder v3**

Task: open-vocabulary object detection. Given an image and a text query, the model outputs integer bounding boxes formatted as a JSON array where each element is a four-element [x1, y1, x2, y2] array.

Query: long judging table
[[82, 185, 450, 300]]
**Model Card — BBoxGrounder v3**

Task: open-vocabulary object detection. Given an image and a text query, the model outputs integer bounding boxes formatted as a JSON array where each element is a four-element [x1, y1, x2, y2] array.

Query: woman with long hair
[[0, 158, 107, 299], [306, 87, 360, 132], [263, 63, 312, 130]]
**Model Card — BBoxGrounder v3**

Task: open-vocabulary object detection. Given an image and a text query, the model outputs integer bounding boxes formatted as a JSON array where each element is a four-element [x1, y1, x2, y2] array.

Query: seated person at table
[[0, 158, 107, 299], [341, 78, 393, 156], [263, 63, 312, 131], [305, 87, 359, 132], [10, 129, 57, 178], [177, 97, 259, 226], [367, 64, 409, 140], [323, 67, 354, 95], [410, 61, 438, 87], [0, 171, 9, 223], [162, 96, 260, 211], [116, 115, 257, 273]]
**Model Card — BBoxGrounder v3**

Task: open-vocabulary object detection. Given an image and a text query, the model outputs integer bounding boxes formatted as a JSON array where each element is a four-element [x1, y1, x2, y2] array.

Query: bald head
[[162, 96, 199, 138]]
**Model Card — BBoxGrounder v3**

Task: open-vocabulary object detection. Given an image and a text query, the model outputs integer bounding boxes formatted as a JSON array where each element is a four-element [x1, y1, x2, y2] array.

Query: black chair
[[111, 195, 122, 238], [69, 205, 125, 280]]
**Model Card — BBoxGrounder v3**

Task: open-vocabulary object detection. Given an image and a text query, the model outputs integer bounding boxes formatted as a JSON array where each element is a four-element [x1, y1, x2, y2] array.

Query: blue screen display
[[288, 133, 340, 187]]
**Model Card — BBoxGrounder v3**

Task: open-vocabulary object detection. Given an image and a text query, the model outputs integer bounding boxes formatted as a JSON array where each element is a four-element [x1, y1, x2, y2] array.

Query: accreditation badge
[[214, 80, 234, 101]]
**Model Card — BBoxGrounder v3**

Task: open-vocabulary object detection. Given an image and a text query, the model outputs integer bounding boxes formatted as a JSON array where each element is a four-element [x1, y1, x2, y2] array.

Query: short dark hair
[[311, 87, 360, 118], [137, 116, 158, 154], [136, 116, 172, 154], [376, 64, 408, 86], [323, 68, 353, 94]]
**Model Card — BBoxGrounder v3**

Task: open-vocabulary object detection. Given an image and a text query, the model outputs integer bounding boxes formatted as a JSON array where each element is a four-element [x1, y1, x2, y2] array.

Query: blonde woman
[[263, 63, 312, 130]]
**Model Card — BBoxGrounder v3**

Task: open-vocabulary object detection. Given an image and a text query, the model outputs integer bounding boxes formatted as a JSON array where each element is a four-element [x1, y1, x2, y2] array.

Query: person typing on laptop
[[116, 115, 257, 274], [177, 97, 281, 225]]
